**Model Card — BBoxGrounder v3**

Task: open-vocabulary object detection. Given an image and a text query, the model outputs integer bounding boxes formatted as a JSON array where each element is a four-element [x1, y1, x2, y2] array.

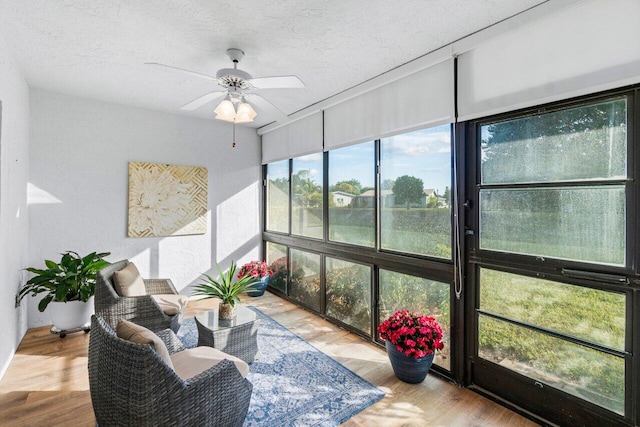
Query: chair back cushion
[[113, 262, 146, 296], [116, 318, 174, 369]]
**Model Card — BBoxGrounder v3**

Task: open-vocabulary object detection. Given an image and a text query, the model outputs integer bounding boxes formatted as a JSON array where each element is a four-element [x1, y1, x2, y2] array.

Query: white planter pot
[[49, 296, 94, 331]]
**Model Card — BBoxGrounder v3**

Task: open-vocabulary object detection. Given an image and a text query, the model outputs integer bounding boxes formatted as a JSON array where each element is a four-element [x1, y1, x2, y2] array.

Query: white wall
[[0, 33, 30, 378], [28, 89, 262, 327]]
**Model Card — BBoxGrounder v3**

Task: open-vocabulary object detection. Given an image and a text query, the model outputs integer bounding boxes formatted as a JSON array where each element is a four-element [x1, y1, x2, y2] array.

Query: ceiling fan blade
[[180, 92, 226, 111], [248, 75, 305, 89], [145, 62, 217, 81], [245, 93, 290, 123]]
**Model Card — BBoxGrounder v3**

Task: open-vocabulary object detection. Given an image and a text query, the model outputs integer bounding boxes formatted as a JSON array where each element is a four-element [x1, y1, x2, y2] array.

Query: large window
[[264, 88, 638, 426], [292, 154, 324, 239], [380, 125, 452, 258], [289, 249, 321, 311], [266, 160, 289, 233], [266, 242, 288, 293], [328, 141, 375, 247], [326, 257, 371, 334], [472, 95, 631, 421], [264, 124, 454, 372]]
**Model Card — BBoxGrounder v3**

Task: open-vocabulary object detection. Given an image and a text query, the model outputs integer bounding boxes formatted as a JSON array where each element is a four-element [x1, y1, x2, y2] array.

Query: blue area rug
[[177, 307, 385, 427]]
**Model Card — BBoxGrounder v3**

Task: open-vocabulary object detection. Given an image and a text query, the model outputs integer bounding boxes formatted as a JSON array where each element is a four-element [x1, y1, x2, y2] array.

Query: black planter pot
[[385, 340, 435, 384]]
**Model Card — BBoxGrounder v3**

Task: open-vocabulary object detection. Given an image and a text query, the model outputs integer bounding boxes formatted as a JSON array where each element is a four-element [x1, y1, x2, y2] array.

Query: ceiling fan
[[146, 48, 305, 124]]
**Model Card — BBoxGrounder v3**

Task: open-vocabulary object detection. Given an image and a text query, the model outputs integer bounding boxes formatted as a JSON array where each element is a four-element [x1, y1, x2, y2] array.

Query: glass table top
[[194, 305, 257, 331]]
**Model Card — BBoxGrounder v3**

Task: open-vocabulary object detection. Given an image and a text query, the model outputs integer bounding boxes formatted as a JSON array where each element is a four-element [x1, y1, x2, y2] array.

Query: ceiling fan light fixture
[[214, 94, 236, 122], [234, 97, 257, 123]]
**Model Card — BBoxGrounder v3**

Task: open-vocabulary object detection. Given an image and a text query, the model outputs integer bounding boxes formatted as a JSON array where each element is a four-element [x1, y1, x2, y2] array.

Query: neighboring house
[[330, 191, 356, 207], [420, 188, 436, 208], [423, 188, 436, 198], [353, 189, 394, 208]]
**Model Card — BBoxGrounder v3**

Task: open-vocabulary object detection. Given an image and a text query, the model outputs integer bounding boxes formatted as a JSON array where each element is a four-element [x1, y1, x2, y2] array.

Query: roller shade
[[261, 111, 323, 164], [458, 0, 640, 121], [324, 58, 454, 151]]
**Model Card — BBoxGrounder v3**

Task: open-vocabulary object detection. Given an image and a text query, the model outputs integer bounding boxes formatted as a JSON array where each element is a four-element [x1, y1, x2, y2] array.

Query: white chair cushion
[[116, 318, 173, 369], [151, 294, 188, 316], [170, 346, 249, 380], [113, 262, 146, 297]]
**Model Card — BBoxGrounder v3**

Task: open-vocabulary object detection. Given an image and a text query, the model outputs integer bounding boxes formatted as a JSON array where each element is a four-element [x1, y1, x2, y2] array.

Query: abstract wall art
[[127, 162, 208, 237]]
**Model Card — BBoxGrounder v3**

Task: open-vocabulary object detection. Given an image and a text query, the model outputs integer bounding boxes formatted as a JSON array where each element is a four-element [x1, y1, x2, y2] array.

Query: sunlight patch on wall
[[27, 182, 61, 204], [129, 247, 151, 274], [216, 182, 260, 262]]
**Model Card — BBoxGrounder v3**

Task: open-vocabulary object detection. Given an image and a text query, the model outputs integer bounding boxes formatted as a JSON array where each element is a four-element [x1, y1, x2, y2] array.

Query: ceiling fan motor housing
[[216, 68, 253, 89]]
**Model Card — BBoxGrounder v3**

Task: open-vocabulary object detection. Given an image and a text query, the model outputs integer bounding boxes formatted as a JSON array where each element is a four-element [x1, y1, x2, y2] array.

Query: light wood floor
[[0, 292, 538, 426]]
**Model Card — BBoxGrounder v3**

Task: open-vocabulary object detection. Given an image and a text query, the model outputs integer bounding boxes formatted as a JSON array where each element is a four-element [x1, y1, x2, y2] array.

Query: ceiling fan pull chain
[[232, 121, 236, 148]]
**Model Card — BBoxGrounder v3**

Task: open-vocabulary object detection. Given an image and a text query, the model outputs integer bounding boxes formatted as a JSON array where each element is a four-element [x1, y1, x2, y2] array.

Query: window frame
[[464, 88, 638, 425], [262, 124, 457, 379]]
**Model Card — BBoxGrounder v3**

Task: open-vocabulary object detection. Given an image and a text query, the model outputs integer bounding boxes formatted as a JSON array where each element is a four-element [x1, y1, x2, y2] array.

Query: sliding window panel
[[289, 249, 321, 311], [480, 268, 625, 350], [325, 257, 371, 335], [480, 187, 625, 265], [379, 269, 450, 370], [481, 98, 627, 185], [266, 242, 288, 293], [292, 154, 324, 239], [478, 315, 625, 415], [380, 125, 452, 258], [266, 160, 290, 233], [328, 142, 375, 247]]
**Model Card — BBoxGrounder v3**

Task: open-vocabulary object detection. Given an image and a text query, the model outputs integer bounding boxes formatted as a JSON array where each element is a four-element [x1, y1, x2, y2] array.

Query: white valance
[[323, 58, 454, 151], [261, 111, 323, 164], [457, 0, 640, 121]]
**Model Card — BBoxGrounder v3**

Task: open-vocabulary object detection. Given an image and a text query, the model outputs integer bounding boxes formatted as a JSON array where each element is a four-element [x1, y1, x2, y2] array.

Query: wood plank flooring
[[0, 292, 538, 426]]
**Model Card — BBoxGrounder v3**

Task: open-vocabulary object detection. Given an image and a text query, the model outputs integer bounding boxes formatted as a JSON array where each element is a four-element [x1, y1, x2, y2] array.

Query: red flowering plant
[[237, 260, 273, 279], [378, 309, 444, 359]]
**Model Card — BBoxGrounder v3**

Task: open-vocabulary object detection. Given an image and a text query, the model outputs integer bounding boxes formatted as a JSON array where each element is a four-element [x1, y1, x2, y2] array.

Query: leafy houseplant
[[378, 309, 444, 383], [192, 261, 259, 319], [19, 251, 111, 312]]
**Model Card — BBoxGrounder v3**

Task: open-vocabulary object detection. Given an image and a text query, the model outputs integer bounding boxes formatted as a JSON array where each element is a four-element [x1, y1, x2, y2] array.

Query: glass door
[[465, 94, 633, 425]]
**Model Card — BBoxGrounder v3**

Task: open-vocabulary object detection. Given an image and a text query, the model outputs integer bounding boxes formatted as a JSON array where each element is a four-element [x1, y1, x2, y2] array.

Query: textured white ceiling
[[0, 0, 547, 128]]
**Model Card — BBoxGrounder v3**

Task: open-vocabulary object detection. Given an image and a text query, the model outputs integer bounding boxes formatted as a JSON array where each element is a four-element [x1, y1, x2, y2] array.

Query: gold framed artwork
[[127, 162, 208, 237]]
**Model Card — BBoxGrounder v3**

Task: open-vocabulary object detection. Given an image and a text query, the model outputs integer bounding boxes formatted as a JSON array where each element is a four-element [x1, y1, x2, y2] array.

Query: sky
[[269, 124, 452, 194]]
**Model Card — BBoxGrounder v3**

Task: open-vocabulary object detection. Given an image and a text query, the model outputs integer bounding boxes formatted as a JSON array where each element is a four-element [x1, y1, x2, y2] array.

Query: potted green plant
[[18, 251, 110, 332], [192, 261, 259, 319]]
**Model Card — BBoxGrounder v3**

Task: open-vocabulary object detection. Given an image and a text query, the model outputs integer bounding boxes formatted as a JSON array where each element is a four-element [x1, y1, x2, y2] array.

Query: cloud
[[382, 126, 451, 156], [267, 161, 289, 178]]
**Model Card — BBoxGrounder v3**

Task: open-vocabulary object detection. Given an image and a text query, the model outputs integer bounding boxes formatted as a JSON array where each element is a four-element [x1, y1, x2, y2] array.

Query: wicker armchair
[[88, 315, 253, 427], [95, 260, 184, 332]]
